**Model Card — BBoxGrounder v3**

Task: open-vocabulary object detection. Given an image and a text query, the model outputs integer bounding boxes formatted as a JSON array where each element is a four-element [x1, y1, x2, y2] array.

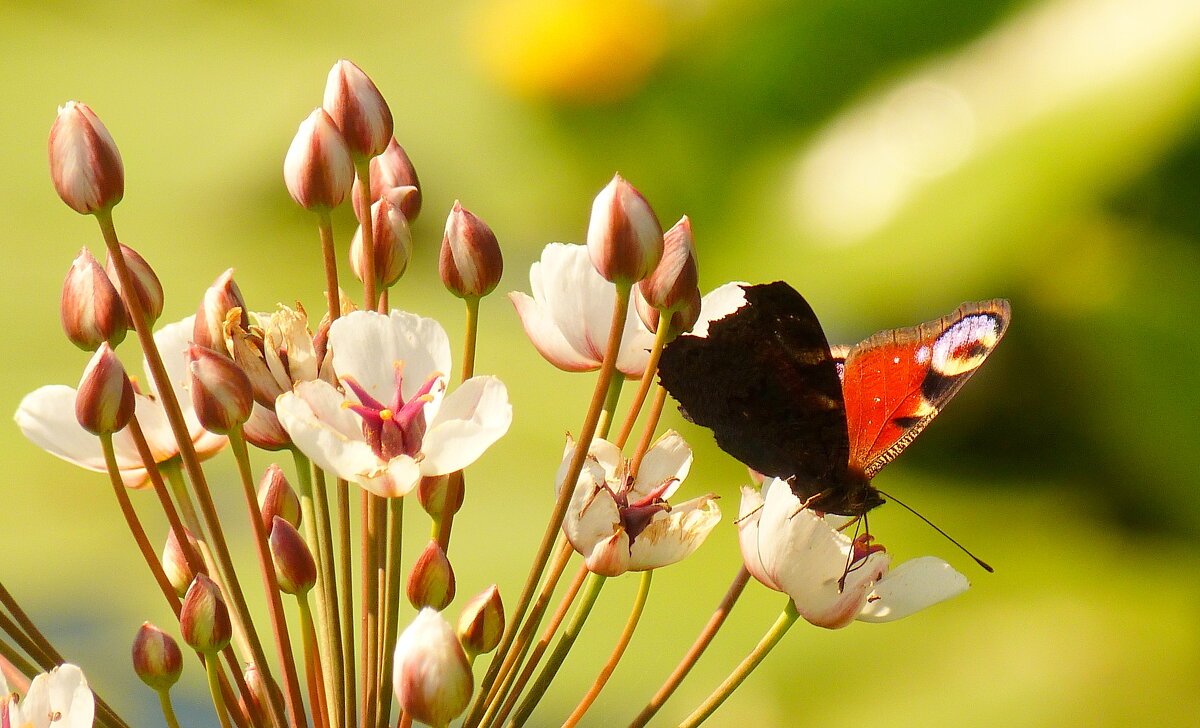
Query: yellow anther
[[380, 409, 394, 420]]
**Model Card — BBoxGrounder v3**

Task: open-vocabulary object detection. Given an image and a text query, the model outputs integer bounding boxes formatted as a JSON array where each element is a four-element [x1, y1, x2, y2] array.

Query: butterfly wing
[[659, 282, 850, 486], [842, 299, 1011, 478]]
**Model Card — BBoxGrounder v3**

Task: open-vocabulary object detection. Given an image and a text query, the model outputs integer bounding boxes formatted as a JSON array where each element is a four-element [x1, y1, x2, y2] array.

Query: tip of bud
[[258, 464, 301, 529]]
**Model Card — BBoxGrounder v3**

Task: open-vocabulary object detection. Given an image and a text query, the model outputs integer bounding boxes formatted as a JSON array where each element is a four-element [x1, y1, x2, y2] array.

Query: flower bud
[[635, 285, 701, 338], [393, 608, 473, 727], [242, 662, 267, 726], [187, 345, 253, 435], [457, 585, 504, 657], [639, 216, 698, 313], [270, 517, 317, 595], [180, 574, 232, 653], [407, 540, 456, 611], [440, 202, 503, 299], [350, 197, 411, 289], [284, 108, 354, 211], [323, 60, 393, 159], [105, 243, 164, 325], [48, 101, 123, 215], [416, 475, 462, 518], [61, 247, 127, 350], [131, 622, 183, 691], [586, 174, 663, 285], [258, 464, 301, 529], [74, 344, 134, 435], [162, 528, 200, 597], [352, 138, 422, 221], [194, 269, 248, 357], [243, 407, 293, 451]]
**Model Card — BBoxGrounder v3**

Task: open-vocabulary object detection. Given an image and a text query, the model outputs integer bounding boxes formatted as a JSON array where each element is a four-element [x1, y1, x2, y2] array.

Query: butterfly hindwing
[[842, 299, 1011, 477]]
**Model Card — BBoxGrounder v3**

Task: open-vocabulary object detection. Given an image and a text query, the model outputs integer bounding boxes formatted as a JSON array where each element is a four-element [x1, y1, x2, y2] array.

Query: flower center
[[613, 476, 677, 544], [343, 362, 443, 461]]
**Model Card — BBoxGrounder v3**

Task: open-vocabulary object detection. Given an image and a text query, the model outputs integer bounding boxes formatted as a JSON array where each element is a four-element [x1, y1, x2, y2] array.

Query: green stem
[[157, 689, 183, 728], [297, 595, 329, 728], [614, 320, 672, 449], [312, 466, 345, 726], [435, 295, 480, 552], [336, 478, 357, 728], [677, 600, 800, 728], [317, 209, 341, 321], [376, 496, 405, 727], [597, 375, 624, 441], [205, 652, 236, 728]]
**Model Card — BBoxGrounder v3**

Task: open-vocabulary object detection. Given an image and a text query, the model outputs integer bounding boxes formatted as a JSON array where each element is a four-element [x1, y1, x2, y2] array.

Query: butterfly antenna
[[875, 488, 994, 573]]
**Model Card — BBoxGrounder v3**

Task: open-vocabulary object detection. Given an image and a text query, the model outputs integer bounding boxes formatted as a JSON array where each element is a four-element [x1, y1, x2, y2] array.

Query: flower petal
[[419, 376, 512, 475], [856, 556, 969, 623], [509, 291, 598, 372], [561, 461, 622, 560], [629, 430, 692, 501], [584, 530, 632, 577], [330, 310, 452, 404], [277, 381, 384, 481], [360, 456, 423, 498], [628, 494, 721, 570], [736, 485, 779, 591]]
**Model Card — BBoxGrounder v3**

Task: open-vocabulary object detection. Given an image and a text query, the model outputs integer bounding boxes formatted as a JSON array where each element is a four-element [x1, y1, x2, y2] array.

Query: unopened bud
[[416, 475, 461, 517], [639, 216, 698, 313], [457, 585, 504, 657], [270, 517, 317, 595], [187, 345, 253, 434], [132, 622, 183, 691], [48, 101, 123, 215], [162, 528, 200, 597], [587, 174, 663, 285], [75, 344, 134, 435], [180, 574, 232, 653], [105, 243, 164, 325], [352, 138, 421, 220], [243, 405, 293, 451], [635, 286, 701, 338], [62, 248, 127, 350], [407, 540, 456, 611], [440, 202, 503, 299], [350, 197, 411, 289], [257, 464, 301, 528], [194, 269, 248, 357], [284, 108, 354, 211], [393, 608, 473, 727], [323, 60, 393, 159], [242, 662, 267, 725]]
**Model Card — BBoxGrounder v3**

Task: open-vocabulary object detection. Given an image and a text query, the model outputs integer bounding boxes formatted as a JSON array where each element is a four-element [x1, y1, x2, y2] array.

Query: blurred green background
[[2, 0, 1198, 725]]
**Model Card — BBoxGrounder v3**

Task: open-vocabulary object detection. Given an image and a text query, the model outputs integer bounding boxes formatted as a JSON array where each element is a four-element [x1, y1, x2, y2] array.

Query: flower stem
[[297, 594, 330, 728], [354, 159, 378, 310], [336, 478, 357, 728], [376, 496, 405, 727], [317, 209, 341, 322], [205, 652, 236, 728], [630, 385, 668, 477], [507, 572, 607, 727], [311, 466, 345, 725], [563, 569, 653, 727], [626, 566, 751, 728], [614, 316, 672, 448], [465, 283, 633, 727], [677, 600, 799, 728], [434, 295, 481, 551], [157, 689, 183, 728], [360, 491, 383, 728]]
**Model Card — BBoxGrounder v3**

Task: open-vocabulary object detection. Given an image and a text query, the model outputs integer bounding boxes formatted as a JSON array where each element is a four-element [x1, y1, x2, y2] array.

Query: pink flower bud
[[284, 108, 354, 211], [62, 247, 128, 350], [243, 407, 293, 451], [440, 202, 503, 299], [457, 585, 504, 657], [269, 517, 317, 595], [187, 345, 253, 435], [48, 101, 123, 215], [587, 174, 663, 285], [350, 197, 411, 289], [180, 574, 232, 652], [416, 475, 462, 518], [105, 243, 164, 325], [162, 528, 200, 597], [407, 540, 456, 611], [352, 138, 422, 221], [635, 285, 701, 338], [393, 608, 473, 727], [257, 464, 301, 529], [74, 344, 134, 435], [323, 60, 393, 159], [242, 662, 267, 725], [131, 622, 183, 691], [193, 269, 248, 357], [639, 216, 699, 313]]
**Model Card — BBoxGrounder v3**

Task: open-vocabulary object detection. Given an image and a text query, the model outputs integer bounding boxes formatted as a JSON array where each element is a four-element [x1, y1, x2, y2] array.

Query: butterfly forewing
[[842, 299, 1011, 477]]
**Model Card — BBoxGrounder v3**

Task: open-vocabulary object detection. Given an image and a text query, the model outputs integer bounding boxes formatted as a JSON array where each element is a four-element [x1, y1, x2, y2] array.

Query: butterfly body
[[659, 282, 1009, 517]]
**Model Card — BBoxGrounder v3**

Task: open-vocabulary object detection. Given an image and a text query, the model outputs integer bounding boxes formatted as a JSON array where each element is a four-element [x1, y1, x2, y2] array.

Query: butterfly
[[658, 282, 1010, 518]]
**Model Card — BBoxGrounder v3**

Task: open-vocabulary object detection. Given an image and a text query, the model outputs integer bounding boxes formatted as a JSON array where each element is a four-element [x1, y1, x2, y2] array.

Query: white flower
[[509, 243, 656, 378], [738, 478, 969, 628], [560, 431, 721, 576], [0, 663, 94, 728], [276, 310, 512, 498], [15, 317, 227, 487], [392, 608, 472, 727]]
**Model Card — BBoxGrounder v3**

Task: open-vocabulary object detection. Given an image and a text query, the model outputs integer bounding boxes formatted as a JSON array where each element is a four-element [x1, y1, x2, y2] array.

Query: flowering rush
[[6, 58, 1003, 728]]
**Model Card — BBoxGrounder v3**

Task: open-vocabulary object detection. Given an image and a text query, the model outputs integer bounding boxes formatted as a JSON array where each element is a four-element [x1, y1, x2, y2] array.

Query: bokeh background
[[2, 0, 1198, 725]]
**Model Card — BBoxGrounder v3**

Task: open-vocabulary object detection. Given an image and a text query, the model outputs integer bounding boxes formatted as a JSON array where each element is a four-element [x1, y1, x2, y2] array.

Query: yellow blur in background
[[1, 0, 1198, 726]]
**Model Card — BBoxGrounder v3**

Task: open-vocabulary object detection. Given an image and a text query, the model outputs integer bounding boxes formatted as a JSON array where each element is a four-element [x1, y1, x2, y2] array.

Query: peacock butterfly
[[658, 282, 1010, 518]]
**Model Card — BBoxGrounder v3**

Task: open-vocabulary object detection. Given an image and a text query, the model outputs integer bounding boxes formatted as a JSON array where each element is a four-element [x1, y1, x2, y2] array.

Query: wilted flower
[[323, 60, 393, 159], [392, 608, 472, 727], [276, 310, 512, 498], [48, 101, 123, 215], [738, 478, 970, 629], [510, 243, 656, 377], [586, 174, 662, 285], [15, 316, 228, 487], [193, 268, 249, 357], [0, 663, 94, 728], [560, 431, 720, 576], [284, 108, 354, 211]]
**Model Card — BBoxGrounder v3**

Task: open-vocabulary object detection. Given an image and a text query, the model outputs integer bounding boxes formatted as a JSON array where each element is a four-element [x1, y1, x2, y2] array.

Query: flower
[[509, 243, 656, 377], [737, 478, 970, 629], [276, 310, 512, 498], [559, 431, 720, 576], [15, 316, 228, 488], [47, 101, 123, 215], [0, 663, 94, 728], [392, 608, 473, 727]]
